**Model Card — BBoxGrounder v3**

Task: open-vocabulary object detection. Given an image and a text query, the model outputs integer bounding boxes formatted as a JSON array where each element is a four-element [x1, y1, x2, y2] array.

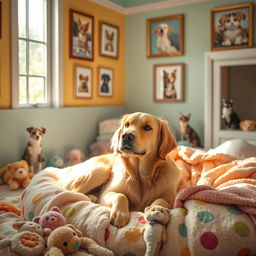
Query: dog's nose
[[122, 133, 135, 143]]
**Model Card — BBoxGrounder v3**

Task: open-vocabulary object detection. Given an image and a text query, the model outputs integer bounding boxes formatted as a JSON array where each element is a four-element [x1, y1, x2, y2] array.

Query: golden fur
[[63, 112, 180, 227]]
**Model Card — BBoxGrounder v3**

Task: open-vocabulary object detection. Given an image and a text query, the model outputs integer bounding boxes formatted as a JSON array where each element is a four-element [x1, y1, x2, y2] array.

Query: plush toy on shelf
[[46, 155, 65, 168], [240, 120, 256, 131], [0, 221, 49, 256], [65, 149, 85, 167], [45, 224, 114, 256], [0, 160, 34, 190], [142, 203, 170, 256]]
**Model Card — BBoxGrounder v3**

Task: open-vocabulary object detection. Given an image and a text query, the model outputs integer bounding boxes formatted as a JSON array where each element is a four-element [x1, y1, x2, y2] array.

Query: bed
[[1, 140, 256, 256]]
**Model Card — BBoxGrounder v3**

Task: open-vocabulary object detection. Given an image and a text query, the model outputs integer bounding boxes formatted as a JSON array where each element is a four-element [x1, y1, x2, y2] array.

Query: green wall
[[125, 0, 256, 143], [0, 106, 127, 167]]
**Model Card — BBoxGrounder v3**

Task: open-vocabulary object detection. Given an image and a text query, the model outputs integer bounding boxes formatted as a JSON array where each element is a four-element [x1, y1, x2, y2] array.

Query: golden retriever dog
[[61, 112, 180, 227]]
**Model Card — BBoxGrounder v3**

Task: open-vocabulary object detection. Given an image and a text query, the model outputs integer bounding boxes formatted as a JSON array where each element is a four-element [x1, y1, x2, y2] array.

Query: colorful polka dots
[[237, 248, 252, 256], [234, 222, 250, 237], [195, 200, 208, 205], [28, 211, 35, 221], [228, 207, 243, 215], [200, 232, 218, 250], [32, 193, 42, 204], [124, 228, 141, 243], [180, 208, 187, 216], [178, 223, 187, 238], [197, 211, 214, 223], [62, 207, 76, 218], [105, 228, 110, 241], [181, 247, 191, 256]]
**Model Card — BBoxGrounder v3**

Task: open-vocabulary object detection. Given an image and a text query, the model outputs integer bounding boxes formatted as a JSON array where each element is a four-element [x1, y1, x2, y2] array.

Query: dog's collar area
[[149, 220, 166, 226]]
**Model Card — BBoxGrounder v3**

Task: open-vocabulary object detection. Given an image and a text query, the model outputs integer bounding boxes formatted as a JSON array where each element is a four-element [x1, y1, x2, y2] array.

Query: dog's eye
[[73, 232, 76, 236], [143, 125, 152, 131], [32, 131, 36, 135], [125, 122, 129, 128], [63, 242, 68, 246], [234, 18, 237, 21]]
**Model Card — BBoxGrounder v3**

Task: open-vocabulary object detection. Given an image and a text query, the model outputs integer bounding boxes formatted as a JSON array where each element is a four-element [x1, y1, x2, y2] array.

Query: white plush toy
[[142, 204, 170, 256]]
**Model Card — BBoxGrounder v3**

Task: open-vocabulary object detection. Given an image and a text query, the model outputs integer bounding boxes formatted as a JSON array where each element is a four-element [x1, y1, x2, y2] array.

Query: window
[[12, 0, 62, 108]]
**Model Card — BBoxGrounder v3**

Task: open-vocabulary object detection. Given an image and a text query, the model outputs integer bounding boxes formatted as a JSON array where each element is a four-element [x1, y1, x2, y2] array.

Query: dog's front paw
[[222, 40, 231, 46], [110, 207, 129, 227]]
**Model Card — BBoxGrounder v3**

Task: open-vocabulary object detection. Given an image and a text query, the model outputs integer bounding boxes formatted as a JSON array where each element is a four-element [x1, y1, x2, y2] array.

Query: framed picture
[[74, 64, 92, 98], [70, 9, 94, 61], [99, 21, 119, 59], [98, 67, 113, 97], [147, 14, 184, 58], [154, 63, 184, 102], [211, 3, 253, 51]]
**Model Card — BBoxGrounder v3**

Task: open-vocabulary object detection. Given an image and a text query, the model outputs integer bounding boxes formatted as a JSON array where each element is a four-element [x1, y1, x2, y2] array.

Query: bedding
[[0, 146, 256, 256]]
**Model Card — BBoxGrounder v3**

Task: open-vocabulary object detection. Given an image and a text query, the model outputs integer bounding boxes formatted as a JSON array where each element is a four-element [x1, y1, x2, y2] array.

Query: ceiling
[[108, 0, 167, 8]]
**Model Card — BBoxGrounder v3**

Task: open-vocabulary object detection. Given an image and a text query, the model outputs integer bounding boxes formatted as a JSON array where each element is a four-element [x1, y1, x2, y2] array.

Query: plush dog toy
[[240, 120, 256, 131], [0, 160, 34, 190], [45, 224, 114, 256], [0, 221, 50, 256], [142, 203, 170, 256], [0, 203, 21, 215], [33, 206, 66, 231]]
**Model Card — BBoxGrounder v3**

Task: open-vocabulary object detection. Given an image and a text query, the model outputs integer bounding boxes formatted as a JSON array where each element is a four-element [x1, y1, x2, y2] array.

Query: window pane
[[29, 42, 46, 75], [28, 0, 46, 41], [29, 77, 45, 104], [18, 0, 26, 38], [19, 76, 27, 104], [19, 40, 27, 74]]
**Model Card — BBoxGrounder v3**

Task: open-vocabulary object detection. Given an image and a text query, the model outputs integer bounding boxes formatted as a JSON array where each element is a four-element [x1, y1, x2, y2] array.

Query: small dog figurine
[[101, 73, 111, 93], [179, 112, 201, 147], [142, 201, 170, 256], [78, 74, 89, 93], [163, 69, 177, 99], [221, 99, 240, 130], [23, 127, 46, 173], [240, 120, 256, 131], [76, 18, 90, 55], [216, 11, 248, 46], [105, 30, 114, 52], [154, 23, 177, 53]]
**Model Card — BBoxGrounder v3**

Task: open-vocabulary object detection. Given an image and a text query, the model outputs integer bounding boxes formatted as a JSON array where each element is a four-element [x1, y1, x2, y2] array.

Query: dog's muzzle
[[121, 132, 135, 149]]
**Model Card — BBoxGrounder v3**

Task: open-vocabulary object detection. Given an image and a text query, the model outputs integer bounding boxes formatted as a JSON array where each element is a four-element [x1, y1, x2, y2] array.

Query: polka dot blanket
[[15, 165, 256, 256]]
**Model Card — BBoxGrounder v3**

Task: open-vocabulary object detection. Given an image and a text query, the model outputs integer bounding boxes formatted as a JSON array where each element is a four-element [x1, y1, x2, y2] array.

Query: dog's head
[[27, 127, 46, 142], [111, 112, 176, 159], [154, 23, 173, 37], [168, 69, 177, 84], [219, 12, 246, 29], [79, 74, 89, 90], [101, 74, 111, 83], [78, 19, 89, 35], [105, 30, 114, 42]]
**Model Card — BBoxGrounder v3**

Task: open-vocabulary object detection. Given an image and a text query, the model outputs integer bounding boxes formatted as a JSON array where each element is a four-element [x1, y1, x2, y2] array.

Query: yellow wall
[[63, 0, 125, 106], [0, 0, 125, 108], [0, 0, 11, 108]]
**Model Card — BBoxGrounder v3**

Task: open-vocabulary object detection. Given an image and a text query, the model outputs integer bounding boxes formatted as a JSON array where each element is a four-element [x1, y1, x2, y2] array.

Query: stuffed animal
[[33, 206, 66, 231], [0, 160, 34, 190], [45, 224, 114, 256], [0, 221, 49, 256], [46, 155, 64, 168], [65, 149, 85, 167], [142, 204, 170, 256], [240, 120, 256, 131], [221, 99, 240, 130], [0, 203, 21, 215]]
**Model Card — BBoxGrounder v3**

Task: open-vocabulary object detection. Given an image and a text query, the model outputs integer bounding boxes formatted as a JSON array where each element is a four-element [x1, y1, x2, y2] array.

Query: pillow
[[208, 139, 256, 159]]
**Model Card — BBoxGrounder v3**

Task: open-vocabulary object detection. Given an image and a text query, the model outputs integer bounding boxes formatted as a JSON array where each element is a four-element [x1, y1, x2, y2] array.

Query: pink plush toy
[[65, 149, 85, 166], [33, 206, 66, 231]]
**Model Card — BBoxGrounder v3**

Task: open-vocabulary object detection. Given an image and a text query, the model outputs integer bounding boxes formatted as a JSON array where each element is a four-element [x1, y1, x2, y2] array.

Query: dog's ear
[[65, 224, 83, 237], [153, 26, 159, 34], [78, 18, 82, 27], [40, 127, 46, 134], [236, 12, 246, 21], [219, 14, 229, 25], [13, 221, 26, 230], [158, 120, 177, 159], [167, 25, 173, 35], [27, 127, 34, 133]]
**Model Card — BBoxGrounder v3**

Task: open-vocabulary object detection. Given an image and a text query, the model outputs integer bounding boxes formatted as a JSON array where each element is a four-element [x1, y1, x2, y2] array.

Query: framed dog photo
[[99, 21, 119, 59], [70, 9, 94, 61], [147, 14, 184, 58], [74, 64, 92, 98], [98, 67, 113, 97], [153, 63, 184, 102], [211, 3, 253, 51]]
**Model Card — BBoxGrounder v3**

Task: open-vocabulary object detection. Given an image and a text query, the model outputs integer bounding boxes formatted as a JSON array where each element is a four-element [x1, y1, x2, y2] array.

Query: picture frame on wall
[[70, 9, 94, 61], [211, 3, 253, 51], [147, 14, 184, 58], [98, 67, 113, 97], [99, 21, 119, 59], [153, 63, 184, 102], [74, 64, 92, 98]]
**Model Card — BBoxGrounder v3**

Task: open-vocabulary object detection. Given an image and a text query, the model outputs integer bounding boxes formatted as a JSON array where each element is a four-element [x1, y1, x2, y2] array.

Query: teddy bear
[[142, 202, 170, 256], [65, 149, 85, 167], [44, 224, 114, 256], [0, 160, 34, 190], [240, 120, 256, 131], [33, 206, 66, 231], [0, 221, 50, 256]]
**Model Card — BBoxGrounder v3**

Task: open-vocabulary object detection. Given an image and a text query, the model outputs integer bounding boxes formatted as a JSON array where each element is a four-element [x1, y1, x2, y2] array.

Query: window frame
[[11, 0, 63, 108]]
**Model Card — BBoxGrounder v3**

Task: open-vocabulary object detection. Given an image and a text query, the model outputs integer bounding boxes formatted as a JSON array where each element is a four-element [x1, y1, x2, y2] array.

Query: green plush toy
[[46, 155, 64, 168]]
